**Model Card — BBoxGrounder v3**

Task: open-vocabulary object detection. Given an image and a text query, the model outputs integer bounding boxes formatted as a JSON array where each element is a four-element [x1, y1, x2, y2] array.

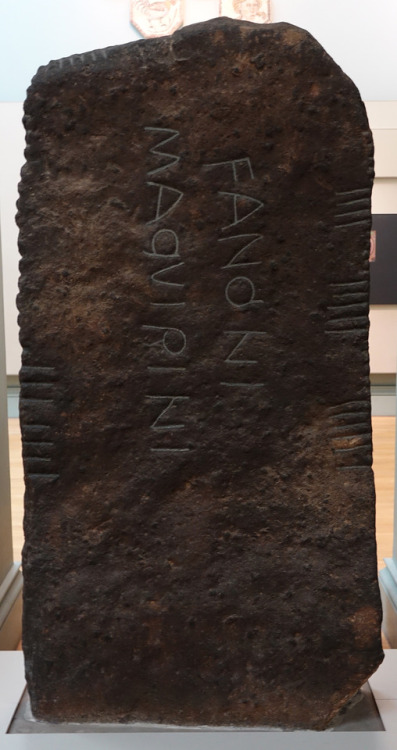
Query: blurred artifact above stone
[[220, 0, 271, 23], [18, 17, 383, 730], [130, 0, 184, 38]]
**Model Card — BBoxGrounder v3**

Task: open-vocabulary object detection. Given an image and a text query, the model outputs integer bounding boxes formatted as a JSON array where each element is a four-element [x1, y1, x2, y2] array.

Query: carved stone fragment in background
[[130, 0, 184, 38], [220, 0, 271, 23], [17, 18, 383, 730]]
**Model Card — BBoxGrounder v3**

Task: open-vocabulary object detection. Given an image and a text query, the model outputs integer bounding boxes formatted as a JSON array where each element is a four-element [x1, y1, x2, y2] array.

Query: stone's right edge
[[17, 18, 383, 730]]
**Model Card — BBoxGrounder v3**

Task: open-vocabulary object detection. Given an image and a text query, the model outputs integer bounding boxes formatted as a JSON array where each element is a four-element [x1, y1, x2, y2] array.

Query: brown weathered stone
[[17, 18, 383, 729]]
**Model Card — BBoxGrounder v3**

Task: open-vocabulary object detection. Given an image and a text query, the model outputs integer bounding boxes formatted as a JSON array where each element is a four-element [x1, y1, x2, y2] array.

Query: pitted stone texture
[[17, 18, 383, 730]]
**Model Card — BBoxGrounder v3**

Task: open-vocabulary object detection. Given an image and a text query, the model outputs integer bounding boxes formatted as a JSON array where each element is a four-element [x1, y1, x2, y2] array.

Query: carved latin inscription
[[143, 128, 190, 453], [205, 156, 267, 389]]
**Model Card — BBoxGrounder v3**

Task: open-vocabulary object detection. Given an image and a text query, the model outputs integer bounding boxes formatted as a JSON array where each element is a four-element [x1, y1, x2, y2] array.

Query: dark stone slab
[[17, 18, 383, 730]]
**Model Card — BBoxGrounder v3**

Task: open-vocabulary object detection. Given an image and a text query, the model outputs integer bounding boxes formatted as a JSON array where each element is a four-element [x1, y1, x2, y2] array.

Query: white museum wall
[[1, 0, 397, 375]]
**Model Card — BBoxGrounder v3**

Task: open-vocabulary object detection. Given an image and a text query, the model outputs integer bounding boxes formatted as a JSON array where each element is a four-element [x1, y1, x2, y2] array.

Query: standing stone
[[17, 18, 383, 730]]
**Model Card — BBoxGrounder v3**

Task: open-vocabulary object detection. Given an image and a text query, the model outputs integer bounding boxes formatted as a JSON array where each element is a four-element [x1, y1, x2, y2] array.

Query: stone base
[[8, 683, 384, 734], [4, 651, 397, 748]]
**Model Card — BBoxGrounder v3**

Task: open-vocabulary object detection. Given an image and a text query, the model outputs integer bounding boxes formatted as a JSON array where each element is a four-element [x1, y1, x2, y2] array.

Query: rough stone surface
[[17, 18, 383, 730]]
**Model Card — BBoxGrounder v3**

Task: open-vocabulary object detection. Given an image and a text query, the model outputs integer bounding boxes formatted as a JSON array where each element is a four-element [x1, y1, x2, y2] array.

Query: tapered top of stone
[[18, 18, 382, 730]]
